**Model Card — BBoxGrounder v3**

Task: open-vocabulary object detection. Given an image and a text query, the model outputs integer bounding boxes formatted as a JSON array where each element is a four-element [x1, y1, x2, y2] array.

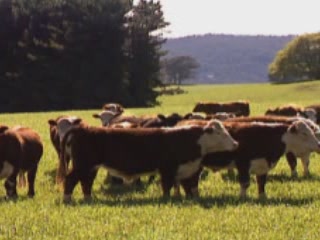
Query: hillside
[[163, 34, 294, 83]]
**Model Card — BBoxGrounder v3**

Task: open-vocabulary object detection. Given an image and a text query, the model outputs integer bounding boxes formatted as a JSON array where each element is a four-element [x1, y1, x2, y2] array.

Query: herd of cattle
[[1, 101, 320, 202]]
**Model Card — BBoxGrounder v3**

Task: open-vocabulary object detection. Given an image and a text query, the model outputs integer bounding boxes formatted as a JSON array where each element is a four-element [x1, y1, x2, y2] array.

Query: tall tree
[[126, 0, 169, 106], [162, 55, 199, 85], [268, 32, 320, 83]]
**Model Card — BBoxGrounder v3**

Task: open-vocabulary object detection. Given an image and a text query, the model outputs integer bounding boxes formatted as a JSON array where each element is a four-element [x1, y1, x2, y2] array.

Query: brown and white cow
[[224, 115, 320, 177], [193, 101, 250, 117], [48, 116, 85, 184], [0, 125, 43, 198], [265, 104, 317, 123], [305, 104, 320, 124], [58, 120, 238, 202], [102, 103, 124, 114], [177, 120, 320, 199]]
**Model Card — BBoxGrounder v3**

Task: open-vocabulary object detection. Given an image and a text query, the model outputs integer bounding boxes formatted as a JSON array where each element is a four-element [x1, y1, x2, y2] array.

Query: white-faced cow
[[177, 119, 320, 199], [193, 101, 250, 117], [48, 116, 85, 184], [58, 120, 238, 202], [102, 103, 124, 114], [0, 125, 43, 198], [224, 115, 320, 177]]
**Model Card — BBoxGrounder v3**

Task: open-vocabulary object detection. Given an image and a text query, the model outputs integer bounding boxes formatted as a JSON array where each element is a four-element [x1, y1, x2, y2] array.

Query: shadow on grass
[[267, 173, 320, 183], [195, 195, 315, 209], [56, 193, 314, 208]]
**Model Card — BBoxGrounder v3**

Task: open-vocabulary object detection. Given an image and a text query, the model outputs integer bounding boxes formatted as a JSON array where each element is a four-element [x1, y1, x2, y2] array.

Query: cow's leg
[[27, 165, 38, 197], [159, 170, 175, 198], [4, 169, 19, 198], [180, 168, 202, 198], [80, 169, 98, 201], [63, 169, 81, 202], [301, 153, 311, 177], [256, 174, 267, 199], [286, 152, 298, 177], [237, 166, 250, 199]]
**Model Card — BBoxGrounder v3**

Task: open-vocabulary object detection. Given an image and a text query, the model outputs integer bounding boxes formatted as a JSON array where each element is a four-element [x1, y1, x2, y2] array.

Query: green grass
[[1, 81, 320, 239]]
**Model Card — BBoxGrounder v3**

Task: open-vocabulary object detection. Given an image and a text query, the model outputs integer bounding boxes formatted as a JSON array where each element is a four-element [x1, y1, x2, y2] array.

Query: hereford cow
[[58, 120, 238, 202], [48, 116, 85, 184], [265, 104, 317, 123], [305, 104, 320, 124], [0, 125, 43, 198], [102, 103, 124, 114], [177, 120, 320, 199], [193, 101, 250, 116], [224, 115, 320, 177]]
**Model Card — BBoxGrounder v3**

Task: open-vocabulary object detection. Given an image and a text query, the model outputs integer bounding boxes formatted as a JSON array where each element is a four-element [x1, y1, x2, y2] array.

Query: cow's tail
[[56, 131, 73, 187]]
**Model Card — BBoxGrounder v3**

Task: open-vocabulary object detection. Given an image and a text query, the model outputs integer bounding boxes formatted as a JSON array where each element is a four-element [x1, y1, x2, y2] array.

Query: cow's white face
[[56, 116, 82, 141], [93, 110, 117, 127], [283, 120, 320, 156], [198, 119, 238, 155]]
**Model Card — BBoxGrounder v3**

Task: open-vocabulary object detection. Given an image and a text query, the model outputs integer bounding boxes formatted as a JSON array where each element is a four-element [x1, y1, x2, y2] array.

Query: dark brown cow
[[177, 120, 320, 199], [58, 120, 238, 202], [224, 115, 320, 177], [48, 116, 85, 184], [0, 126, 43, 198], [265, 104, 317, 122], [193, 101, 250, 116]]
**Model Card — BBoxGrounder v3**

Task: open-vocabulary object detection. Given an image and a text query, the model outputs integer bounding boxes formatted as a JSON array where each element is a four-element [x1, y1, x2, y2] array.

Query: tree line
[[0, 0, 168, 112], [268, 32, 320, 83]]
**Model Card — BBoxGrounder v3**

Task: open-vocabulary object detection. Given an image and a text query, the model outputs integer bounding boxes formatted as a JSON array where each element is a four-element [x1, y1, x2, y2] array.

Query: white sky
[[159, 0, 320, 38]]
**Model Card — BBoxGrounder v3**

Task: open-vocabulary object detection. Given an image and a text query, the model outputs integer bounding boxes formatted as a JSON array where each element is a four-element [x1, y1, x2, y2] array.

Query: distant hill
[[162, 34, 295, 83]]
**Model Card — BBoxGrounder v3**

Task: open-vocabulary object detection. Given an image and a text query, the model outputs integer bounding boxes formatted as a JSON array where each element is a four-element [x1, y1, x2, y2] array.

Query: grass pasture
[[1, 81, 320, 239]]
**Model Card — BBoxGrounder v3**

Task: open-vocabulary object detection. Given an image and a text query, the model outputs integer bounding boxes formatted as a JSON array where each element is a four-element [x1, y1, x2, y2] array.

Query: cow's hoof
[[63, 194, 72, 204]]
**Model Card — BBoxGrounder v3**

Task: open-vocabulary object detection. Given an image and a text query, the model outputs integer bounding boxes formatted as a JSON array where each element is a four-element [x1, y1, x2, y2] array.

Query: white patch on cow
[[176, 158, 201, 180], [98, 111, 118, 126], [57, 116, 81, 141], [113, 122, 134, 128], [105, 167, 157, 185], [249, 158, 275, 175], [0, 161, 14, 179]]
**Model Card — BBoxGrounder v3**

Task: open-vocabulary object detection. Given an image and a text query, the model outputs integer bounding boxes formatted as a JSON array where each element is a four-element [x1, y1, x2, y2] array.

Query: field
[[1, 81, 320, 239]]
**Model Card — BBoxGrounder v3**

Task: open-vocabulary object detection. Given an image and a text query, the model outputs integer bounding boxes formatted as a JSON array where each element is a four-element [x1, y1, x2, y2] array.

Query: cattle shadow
[[195, 195, 315, 209], [56, 194, 314, 208], [267, 173, 320, 183], [0, 195, 33, 203], [100, 182, 150, 195]]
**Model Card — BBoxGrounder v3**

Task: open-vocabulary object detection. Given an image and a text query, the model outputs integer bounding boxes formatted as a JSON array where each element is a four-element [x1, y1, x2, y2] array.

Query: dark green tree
[[268, 32, 320, 83], [162, 55, 199, 85], [126, 0, 169, 106]]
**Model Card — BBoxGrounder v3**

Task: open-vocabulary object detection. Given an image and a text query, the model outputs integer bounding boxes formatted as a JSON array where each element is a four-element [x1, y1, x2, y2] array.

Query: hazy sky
[[159, 0, 320, 38]]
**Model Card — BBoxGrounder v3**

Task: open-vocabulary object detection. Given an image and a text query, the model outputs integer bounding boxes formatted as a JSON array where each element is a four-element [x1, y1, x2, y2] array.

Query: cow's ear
[[48, 119, 57, 126], [184, 113, 192, 119], [157, 114, 166, 121], [288, 124, 298, 133], [0, 125, 9, 133], [92, 114, 101, 119], [73, 118, 82, 125]]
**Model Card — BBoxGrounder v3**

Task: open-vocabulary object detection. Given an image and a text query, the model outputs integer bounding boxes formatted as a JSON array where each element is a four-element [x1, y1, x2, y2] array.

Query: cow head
[[102, 103, 124, 114], [48, 116, 83, 141], [298, 108, 317, 123], [93, 110, 121, 127], [282, 120, 320, 156], [197, 119, 238, 155]]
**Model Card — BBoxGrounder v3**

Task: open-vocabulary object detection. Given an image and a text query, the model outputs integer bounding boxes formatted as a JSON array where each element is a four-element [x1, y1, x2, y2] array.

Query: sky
[[159, 0, 320, 38]]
